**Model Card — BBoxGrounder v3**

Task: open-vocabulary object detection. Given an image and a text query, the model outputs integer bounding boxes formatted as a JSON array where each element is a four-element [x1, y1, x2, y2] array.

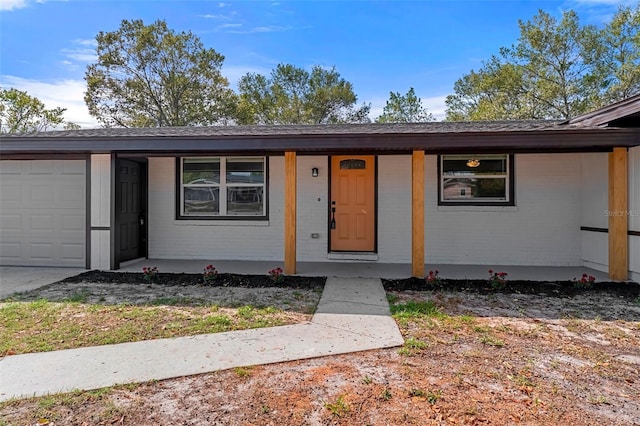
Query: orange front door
[[330, 156, 376, 252]]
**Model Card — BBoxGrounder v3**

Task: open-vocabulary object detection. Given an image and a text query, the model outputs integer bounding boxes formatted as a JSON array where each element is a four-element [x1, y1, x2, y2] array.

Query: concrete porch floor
[[117, 259, 613, 282]]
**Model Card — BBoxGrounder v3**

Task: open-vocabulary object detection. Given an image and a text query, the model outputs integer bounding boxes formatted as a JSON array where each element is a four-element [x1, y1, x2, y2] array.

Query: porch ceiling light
[[466, 158, 480, 168]]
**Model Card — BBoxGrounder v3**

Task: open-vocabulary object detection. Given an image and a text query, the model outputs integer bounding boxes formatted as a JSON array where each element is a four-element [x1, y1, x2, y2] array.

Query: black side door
[[115, 159, 147, 265]]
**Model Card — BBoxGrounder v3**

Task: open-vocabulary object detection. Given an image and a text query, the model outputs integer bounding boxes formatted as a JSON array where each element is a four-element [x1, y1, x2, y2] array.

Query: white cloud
[[199, 13, 231, 20], [225, 25, 292, 34], [0, 75, 99, 128], [217, 23, 242, 29], [72, 38, 97, 47], [60, 48, 97, 63], [60, 39, 97, 64], [0, 0, 28, 11], [422, 95, 448, 121]]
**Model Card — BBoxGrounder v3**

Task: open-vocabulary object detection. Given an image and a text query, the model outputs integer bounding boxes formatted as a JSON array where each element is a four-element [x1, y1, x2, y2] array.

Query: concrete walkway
[[0, 267, 86, 298], [0, 277, 403, 402]]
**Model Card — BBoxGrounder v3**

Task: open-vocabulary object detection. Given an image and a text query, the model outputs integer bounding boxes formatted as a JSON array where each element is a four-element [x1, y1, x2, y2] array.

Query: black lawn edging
[[382, 278, 640, 299]]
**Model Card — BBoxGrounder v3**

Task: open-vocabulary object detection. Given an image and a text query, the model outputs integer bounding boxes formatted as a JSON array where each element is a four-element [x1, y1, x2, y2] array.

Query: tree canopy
[[236, 64, 370, 125], [375, 87, 435, 123], [84, 19, 236, 127], [445, 6, 639, 121], [0, 87, 77, 133], [592, 5, 640, 103]]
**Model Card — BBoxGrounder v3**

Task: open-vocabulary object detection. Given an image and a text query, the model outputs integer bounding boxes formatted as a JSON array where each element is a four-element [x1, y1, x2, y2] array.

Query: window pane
[[443, 156, 507, 176], [227, 158, 264, 184], [227, 186, 263, 215], [184, 187, 219, 214], [340, 159, 366, 169], [442, 178, 506, 200], [183, 159, 220, 184]]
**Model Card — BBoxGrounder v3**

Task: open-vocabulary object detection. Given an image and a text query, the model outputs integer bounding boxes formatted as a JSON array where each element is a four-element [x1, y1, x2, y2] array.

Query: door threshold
[[327, 252, 378, 262]]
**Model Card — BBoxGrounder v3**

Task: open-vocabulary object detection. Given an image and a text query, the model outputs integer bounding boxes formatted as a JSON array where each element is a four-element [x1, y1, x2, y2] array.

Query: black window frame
[[176, 156, 269, 221], [437, 154, 515, 206]]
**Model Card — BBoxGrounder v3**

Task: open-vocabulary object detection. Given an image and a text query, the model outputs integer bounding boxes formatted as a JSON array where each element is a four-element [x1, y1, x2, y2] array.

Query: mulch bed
[[61, 270, 326, 290], [383, 277, 640, 298]]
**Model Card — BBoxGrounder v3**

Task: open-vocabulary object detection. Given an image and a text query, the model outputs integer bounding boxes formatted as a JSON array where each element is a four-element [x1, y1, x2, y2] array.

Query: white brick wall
[[580, 153, 608, 272], [580, 149, 640, 281], [425, 154, 582, 266], [296, 156, 329, 261], [148, 157, 284, 261], [148, 153, 596, 268], [378, 156, 412, 263]]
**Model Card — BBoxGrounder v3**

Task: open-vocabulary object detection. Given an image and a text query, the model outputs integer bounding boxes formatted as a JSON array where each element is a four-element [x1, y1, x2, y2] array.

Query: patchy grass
[[2, 289, 639, 425], [0, 385, 135, 425], [0, 300, 307, 355]]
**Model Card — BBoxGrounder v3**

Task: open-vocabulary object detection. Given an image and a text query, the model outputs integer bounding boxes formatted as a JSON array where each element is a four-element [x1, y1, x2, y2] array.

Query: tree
[[84, 19, 236, 127], [375, 87, 435, 123], [445, 58, 539, 121], [446, 9, 607, 121], [589, 5, 640, 104], [0, 87, 75, 133], [236, 64, 370, 125]]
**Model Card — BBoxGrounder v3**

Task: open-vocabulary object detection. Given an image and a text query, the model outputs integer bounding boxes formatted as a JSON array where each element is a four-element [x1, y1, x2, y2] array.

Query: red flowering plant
[[268, 267, 284, 283], [202, 264, 218, 284], [142, 266, 158, 283], [573, 273, 595, 289], [425, 270, 442, 286], [488, 269, 508, 289]]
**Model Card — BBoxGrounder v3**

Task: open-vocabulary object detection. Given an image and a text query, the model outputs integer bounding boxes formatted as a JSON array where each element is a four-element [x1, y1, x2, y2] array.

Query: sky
[[0, 0, 633, 127]]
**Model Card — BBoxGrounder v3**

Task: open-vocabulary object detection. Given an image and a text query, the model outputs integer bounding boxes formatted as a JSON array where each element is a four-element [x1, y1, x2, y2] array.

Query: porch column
[[284, 151, 297, 275], [412, 150, 425, 277], [608, 147, 628, 280]]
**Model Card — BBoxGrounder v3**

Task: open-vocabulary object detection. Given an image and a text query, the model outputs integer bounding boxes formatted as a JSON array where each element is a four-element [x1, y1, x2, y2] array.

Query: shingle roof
[[0, 120, 569, 139], [1, 119, 638, 155], [565, 94, 640, 127]]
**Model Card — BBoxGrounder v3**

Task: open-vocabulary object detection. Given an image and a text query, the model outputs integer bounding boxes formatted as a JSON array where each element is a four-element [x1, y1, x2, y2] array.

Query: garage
[[0, 159, 87, 267]]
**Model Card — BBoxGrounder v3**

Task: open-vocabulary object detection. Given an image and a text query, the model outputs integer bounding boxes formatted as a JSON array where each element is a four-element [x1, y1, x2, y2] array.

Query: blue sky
[[0, 0, 632, 127]]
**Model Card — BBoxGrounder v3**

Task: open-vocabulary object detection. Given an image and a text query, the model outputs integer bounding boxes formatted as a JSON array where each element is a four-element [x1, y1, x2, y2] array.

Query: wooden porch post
[[412, 150, 425, 278], [608, 147, 628, 280], [284, 151, 297, 275]]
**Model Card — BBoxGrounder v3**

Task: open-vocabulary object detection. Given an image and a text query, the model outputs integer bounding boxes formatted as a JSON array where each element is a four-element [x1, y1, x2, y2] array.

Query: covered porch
[[117, 258, 613, 282]]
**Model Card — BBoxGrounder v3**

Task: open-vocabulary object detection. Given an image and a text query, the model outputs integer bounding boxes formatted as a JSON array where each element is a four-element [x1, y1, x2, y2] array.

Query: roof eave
[[1, 128, 638, 156]]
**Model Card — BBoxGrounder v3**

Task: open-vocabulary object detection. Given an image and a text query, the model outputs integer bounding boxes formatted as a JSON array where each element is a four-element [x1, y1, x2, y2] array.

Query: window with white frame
[[439, 154, 514, 205], [179, 157, 267, 218]]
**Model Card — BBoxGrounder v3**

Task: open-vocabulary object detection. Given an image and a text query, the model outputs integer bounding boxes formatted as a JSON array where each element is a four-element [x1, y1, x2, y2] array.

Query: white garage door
[[0, 160, 86, 267]]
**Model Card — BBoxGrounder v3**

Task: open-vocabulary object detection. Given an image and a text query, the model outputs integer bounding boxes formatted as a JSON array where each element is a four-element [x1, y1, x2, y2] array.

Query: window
[[439, 154, 514, 205], [179, 157, 267, 218]]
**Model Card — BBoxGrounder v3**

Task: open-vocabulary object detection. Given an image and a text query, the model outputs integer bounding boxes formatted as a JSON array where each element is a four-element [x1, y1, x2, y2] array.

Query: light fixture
[[466, 158, 480, 168], [312, 167, 319, 177]]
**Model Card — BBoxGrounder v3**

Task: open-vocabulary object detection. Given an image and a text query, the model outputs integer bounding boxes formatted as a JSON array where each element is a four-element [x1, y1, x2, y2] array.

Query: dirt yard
[[1, 276, 639, 425]]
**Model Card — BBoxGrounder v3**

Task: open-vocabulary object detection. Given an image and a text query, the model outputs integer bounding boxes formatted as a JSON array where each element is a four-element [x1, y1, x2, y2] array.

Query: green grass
[[0, 385, 134, 425], [325, 394, 350, 417], [0, 300, 299, 355], [389, 300, 445, 319]]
